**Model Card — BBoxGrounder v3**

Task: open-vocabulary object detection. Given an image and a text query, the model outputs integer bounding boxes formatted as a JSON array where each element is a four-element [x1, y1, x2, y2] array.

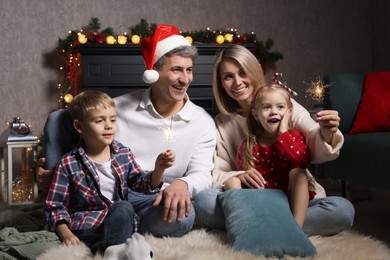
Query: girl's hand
[[316, 110, 340, 143], [237, 168, 267, 189], [279, 108, 292, 134]]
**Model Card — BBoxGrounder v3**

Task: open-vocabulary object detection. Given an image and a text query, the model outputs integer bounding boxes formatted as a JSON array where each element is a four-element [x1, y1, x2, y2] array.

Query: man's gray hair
[[153, 45, 198, 71]]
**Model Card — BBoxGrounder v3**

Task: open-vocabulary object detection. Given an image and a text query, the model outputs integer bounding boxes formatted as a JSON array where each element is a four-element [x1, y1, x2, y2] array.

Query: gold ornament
[[78, 33, 87, 44], [216, 34, 225, 44], [185, 36, 193, 44], [131, 35, 141, 44], [224, 33, 233, 43], [106, 35, 116, 44], [117, 35, 127, 44], [64, 93, 74, 103]]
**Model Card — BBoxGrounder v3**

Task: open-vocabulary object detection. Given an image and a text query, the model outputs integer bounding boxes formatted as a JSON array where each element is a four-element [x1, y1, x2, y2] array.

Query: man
[[37, 24, 217, 237]]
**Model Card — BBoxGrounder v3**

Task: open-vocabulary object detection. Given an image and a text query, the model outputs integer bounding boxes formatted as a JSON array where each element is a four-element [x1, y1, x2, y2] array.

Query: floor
[[320, 178, 390, 247], [351, 188, 390, 247]]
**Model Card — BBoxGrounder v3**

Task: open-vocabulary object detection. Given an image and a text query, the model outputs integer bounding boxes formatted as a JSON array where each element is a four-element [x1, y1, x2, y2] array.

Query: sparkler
[[163, 116, 174, 149], [304, 76, 334, 102]]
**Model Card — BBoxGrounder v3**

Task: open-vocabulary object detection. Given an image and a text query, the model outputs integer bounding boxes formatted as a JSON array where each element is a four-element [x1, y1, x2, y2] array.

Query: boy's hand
[[156, 149, 175, 170]]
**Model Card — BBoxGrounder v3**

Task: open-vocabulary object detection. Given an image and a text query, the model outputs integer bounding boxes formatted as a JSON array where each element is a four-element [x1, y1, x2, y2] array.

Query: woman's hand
[[237, 168, 267, 189], [316, 110, 340, 144]]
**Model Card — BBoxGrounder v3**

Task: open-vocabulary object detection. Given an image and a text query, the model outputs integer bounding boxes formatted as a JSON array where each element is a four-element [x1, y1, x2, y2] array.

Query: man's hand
[[36, 157, 54, 192], [152, 179, 191, 223], [316, 110, 340, 144]]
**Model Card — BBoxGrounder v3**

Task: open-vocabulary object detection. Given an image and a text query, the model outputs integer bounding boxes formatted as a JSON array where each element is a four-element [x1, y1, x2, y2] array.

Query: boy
[[45, 90, 175, 254]]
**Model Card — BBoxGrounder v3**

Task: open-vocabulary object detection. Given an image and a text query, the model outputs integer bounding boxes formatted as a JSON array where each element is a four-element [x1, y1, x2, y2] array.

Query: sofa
[[321, 71, 390, 192]]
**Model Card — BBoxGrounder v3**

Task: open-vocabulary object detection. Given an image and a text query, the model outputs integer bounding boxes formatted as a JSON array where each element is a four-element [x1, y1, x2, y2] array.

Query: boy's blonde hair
[[68, 90, 115, 121]]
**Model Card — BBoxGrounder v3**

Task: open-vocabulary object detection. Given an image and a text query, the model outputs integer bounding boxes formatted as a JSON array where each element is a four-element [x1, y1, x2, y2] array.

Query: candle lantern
[[0, 117, 39, 204]]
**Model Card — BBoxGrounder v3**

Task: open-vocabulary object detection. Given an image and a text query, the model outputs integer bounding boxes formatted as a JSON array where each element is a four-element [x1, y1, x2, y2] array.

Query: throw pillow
[[349, 72, 390, 134], [218, 189, 317, 258]]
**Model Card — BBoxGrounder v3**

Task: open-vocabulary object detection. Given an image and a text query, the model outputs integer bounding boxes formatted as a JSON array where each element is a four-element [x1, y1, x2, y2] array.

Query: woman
[[194, 44, 354, 236]]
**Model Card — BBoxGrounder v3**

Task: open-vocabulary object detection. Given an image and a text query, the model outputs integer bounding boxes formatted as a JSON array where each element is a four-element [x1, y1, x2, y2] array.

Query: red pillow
[[349, 72, 390, 134]]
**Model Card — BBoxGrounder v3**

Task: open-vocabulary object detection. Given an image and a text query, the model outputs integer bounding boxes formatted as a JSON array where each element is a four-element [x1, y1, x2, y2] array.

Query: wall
[[0, 0, 382, 137]]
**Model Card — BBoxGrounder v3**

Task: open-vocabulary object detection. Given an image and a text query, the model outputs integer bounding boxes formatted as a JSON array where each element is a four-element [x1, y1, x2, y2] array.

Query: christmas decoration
[[63, 93, 74, 103], [78, 33, 87, 44], [131, 35, 141, 44], [117, 35, 127, 44], [224, 33, 233, 43], [215, 34, 225, 44], [56, 18, 283, 108], [185, 36, 193, 44], [0, 117, 39, 204], [106, 35, 116, 44]]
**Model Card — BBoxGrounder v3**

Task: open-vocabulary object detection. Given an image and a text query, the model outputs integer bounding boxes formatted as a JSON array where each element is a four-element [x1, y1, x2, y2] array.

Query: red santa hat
[[141, 24, 191, 84]]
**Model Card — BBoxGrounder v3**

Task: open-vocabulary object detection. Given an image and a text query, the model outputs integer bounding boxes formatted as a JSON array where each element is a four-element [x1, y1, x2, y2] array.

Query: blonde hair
[[242, 84, 293, 170], [212, 44, 266, 115], [68, 90, 115, 121]]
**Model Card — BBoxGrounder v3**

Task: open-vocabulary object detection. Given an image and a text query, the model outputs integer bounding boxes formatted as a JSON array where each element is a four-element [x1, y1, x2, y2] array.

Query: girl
[[224, 82, 316, 227]]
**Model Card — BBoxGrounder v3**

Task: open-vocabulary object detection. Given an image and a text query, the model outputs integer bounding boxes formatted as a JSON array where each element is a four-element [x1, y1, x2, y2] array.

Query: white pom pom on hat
[[142, 70, 160, 84], [141, 24, 191, 84]]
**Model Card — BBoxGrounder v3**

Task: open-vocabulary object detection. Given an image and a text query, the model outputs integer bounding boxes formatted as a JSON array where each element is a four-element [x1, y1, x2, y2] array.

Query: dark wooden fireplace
[[77, 44, 229, 117]]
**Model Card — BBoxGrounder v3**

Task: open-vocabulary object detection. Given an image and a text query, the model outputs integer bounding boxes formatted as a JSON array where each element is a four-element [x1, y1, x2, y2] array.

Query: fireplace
[[77, 44, 232, 117]]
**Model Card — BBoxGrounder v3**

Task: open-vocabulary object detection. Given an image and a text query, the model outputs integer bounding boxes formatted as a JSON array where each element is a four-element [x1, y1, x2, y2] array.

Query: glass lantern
[[0, 117, 39, 204]]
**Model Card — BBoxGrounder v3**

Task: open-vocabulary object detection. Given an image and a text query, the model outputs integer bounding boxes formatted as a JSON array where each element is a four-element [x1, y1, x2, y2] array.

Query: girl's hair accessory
[[252, 72, 297, 107], [272, 72, 298, 96]]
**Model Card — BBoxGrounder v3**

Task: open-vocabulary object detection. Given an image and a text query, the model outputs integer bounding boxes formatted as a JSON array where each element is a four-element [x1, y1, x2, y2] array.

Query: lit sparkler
[[163, 116, 175, 149], [304, 76, 334, 102]]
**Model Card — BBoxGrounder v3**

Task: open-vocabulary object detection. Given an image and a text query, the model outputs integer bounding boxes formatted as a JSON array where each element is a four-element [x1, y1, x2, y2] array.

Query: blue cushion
[[218, 189, 317, 257]]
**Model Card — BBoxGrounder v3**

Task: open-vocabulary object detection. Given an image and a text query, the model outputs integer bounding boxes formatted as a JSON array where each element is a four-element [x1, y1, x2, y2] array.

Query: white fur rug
[[37, 229, 390, 260]]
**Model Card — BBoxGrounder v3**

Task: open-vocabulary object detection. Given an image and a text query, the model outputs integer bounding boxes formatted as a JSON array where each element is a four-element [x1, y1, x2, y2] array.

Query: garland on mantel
[[56, 18, 283, 107]]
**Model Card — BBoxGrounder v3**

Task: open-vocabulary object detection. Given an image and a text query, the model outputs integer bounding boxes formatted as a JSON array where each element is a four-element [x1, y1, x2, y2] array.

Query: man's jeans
[[127, 190, 195, 237], [193, 188, 355, 236]]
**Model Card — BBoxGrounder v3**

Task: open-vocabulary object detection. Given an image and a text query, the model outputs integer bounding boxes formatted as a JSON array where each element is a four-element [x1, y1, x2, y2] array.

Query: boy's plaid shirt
[[45, 140, 161, 231]]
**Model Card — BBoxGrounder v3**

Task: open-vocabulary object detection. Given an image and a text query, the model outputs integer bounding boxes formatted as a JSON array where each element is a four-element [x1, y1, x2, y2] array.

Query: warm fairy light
[[64, 93, 74, 103], [216, 34, 225, 44], [131, 35, 140, 44], [224, 33, 233, 42], [117, 35, 127, 44], [78, 33, 87, 44], [185, 36, 193, 44], [106, 35, 116, 44], [305, 77, 334, 102]]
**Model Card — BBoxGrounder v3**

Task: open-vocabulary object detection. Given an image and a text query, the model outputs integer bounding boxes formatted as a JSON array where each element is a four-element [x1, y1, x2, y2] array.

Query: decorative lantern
[[0, 117, 38, 204]]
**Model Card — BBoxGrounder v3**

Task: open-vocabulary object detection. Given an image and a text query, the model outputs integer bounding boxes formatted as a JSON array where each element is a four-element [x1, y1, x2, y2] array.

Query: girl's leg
[[288, 168, 309, 227]]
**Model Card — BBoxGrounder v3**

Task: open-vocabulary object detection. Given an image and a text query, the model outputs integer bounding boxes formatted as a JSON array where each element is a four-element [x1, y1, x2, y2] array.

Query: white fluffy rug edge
[[37, 229, 390, 260]]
